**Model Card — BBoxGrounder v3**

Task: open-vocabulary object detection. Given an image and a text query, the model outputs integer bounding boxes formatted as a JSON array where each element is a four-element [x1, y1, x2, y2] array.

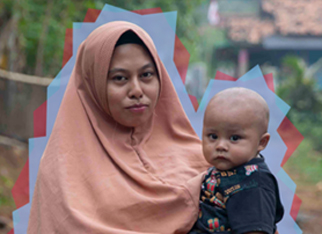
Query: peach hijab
[[28, 21, 209, 234]]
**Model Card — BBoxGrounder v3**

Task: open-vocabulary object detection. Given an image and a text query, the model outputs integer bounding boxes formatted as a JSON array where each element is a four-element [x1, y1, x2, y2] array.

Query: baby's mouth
[[216, 156, 228, 160]]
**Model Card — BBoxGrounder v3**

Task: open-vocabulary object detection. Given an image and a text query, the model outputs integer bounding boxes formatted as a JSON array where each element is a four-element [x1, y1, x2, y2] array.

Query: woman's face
[[107, 43, 160, 127]]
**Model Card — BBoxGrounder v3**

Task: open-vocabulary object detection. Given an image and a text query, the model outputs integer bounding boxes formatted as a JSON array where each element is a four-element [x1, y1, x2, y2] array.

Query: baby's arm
[[225, 170, 283, 234]]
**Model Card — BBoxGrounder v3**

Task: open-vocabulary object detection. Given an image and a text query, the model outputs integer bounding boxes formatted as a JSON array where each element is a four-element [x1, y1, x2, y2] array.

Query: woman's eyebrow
[[141, 63, 155, 70], [108, 68, 127, 74], [108, 63, 154, 74]]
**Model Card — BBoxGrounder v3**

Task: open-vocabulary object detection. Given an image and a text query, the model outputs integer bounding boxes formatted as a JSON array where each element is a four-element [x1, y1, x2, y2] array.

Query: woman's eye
[[112, 76, 127, 82], [208, 134, 217, 140], [230, 135, 241, 142], [141, 72, 153, 78]]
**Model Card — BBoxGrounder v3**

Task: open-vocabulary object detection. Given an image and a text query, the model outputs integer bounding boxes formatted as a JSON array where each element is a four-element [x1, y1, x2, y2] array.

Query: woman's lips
[[126, 104, 148, 113]]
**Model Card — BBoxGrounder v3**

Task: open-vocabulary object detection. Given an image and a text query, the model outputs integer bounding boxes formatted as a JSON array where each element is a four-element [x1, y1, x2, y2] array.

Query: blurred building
[[209, 0, 322, 85], [185, 63, 207, 101]]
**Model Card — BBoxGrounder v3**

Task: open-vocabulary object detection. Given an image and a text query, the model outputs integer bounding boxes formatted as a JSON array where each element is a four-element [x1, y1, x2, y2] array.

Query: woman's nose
[[128, 77, 143, 99], [216, 139, 228, 151]]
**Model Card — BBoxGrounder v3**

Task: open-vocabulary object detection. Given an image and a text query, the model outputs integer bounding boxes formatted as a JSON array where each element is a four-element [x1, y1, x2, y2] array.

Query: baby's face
[[202, 100, 267, 171]]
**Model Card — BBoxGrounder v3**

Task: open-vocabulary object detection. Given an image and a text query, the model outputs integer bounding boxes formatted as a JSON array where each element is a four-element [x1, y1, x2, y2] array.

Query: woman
[[28, 21, 209, 233]]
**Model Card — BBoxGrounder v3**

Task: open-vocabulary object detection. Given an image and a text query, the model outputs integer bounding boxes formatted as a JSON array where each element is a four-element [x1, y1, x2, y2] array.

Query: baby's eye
[[208, 134, 218, 140], [230, 135, 241, 142]]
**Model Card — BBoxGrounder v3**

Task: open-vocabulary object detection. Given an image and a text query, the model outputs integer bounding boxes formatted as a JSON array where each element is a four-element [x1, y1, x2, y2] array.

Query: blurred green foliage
[[199, 27, 230, 78], [0, 175, 15, 208], [0, 0, 208, 77], [284, 139, 322, 184], [277, 55, 322, 152]]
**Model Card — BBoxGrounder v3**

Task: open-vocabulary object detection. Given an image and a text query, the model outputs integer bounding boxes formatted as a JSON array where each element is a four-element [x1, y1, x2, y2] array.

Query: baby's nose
[[216, 139, 228, 151]]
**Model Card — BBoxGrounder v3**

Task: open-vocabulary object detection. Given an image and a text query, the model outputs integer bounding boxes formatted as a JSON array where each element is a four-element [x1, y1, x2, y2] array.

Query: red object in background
[[263, 73, 275, 93], [214, 70, 237, 81], [277, 116, 304, 225], [62, 29, 73, 68], [6, 229, 14, 234], [132, 7, 162, 15], [11, 159, 29, 209], [11, 99, 48, 213], [189, 94, 199, 112], [277, 117, 304, 167], [290, 193, 302, 222], [83, 8, 101, 22], [33, 101, 47, 138], [9, 160, 30, 234], [174, 35, 190, 84], [62, 8, 102, 68]]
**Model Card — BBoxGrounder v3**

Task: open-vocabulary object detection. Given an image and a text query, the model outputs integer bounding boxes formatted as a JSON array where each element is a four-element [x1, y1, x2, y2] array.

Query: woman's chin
[[118, 115, 152, 128]]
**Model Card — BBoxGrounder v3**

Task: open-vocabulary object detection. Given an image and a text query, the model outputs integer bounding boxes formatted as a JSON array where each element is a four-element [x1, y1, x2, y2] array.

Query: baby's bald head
[[205, 87, 269, 135], [202, 88, 271, 169]]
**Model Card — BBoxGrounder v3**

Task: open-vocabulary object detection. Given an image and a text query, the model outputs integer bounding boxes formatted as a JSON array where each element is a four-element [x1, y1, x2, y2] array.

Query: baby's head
[[202, 87, 270, 171]]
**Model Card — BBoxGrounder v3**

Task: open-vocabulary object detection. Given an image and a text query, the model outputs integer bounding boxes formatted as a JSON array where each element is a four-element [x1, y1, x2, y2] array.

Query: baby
[[190, 87, 284, 234]]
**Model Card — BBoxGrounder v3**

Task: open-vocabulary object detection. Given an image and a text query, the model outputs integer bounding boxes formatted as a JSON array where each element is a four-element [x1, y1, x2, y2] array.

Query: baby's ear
[[258, 133, 270, 151]]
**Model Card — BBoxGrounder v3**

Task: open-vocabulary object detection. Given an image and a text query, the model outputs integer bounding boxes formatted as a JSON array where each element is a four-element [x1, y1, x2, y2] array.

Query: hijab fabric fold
[[28, 21, 209, 234]]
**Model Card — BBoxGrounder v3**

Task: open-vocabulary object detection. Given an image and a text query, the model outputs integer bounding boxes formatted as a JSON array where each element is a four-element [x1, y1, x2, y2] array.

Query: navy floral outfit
[[189, 155, 284, 234]]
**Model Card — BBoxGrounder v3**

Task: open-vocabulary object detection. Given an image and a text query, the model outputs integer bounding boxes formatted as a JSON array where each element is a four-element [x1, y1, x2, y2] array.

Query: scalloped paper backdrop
[[9, 4, 303, 234]]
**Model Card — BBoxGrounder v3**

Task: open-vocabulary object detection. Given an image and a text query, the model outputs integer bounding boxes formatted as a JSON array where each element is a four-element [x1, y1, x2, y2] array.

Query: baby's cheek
[[203, 144, 213, 158]]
